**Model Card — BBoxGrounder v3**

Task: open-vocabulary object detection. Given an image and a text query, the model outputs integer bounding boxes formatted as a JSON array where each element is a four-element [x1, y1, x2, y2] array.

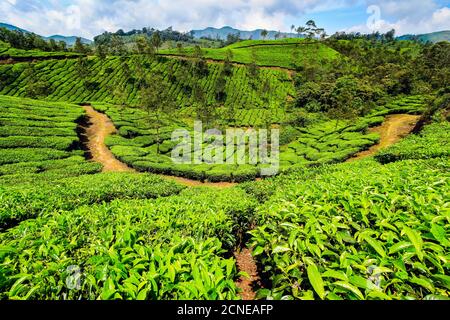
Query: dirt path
[[234, 248, 261, 300], [348, 114, 421, 162], [82, 106, 237, 187], [83, 106, 135, 172]]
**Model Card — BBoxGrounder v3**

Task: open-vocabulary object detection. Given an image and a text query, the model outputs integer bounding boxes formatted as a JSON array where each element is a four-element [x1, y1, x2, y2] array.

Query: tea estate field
[[0, 36, 449, 300], [0, 92, 448, 300]]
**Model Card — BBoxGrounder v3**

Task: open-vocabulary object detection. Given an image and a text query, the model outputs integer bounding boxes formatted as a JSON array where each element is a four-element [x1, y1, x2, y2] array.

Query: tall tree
[[96, 44, 108, 59], [58, 41, 67, 51], [261, 29, 269, 40], [139, 73, 175, 154], [193, 81, 216, 128], [151, 31, 162, 53], [135, 35, 155, 57], [224, 49, 234, 76], [176, 43, 184, 55], [76, 57, 91, 80], [49, 39, 58, 51], [296, 26, 307, 38], [110, 35, 126, 56], [73, 37, 86, 54], [247, 48, 259, 83], [192, 45, 208, 77]]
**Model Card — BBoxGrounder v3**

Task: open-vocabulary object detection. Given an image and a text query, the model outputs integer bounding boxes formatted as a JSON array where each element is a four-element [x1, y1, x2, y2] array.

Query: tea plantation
[[0, 33, 448, 301]]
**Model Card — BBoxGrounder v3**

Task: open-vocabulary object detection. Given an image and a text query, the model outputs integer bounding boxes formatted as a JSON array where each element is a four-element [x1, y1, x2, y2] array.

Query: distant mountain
[[397, 31, 450, 43], [0, 22, 92, 46], [0, 22, 28, 33], [46, 35, 92, 46], [190, 26, 302, 40]]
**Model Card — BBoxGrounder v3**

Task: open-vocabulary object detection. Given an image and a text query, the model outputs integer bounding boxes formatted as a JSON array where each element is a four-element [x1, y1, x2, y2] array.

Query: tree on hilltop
[[74, 37, 86, 54], [261, 29, 269, 40], [151, 31, 162, 53]]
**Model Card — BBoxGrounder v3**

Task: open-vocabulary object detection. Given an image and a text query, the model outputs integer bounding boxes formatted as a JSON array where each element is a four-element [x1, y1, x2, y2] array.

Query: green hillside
[[0, 56, 294, 109], [1, 120, 448, 299], [0, 28, 448, 302], [398, 31, 450, 43], [0, 40, 81, 60], [160, 39, 340, 69]]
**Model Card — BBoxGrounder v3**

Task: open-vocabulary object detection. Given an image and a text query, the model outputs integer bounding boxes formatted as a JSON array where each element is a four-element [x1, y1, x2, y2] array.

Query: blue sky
[[1, 0, 449, 39]]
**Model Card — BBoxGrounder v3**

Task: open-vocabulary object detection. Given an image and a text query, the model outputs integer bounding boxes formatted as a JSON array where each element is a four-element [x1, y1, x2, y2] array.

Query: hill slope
[[397, 30, 450, 43], [0, 56, 294, 108], [0, 22, 92, 45], [161, 38, 340, 69], [0, 22, 28, 33]]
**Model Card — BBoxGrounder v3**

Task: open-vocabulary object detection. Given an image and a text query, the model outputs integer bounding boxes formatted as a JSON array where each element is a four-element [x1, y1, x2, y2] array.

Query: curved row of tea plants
[[0, 95, 101, 184]]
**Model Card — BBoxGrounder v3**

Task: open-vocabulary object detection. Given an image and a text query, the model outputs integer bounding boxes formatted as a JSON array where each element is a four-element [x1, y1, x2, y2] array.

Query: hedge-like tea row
[[0, 172, 185, 229], [0, 187, 255, 300], [0, 95, 101, 180], [247, 157, 450, 300]]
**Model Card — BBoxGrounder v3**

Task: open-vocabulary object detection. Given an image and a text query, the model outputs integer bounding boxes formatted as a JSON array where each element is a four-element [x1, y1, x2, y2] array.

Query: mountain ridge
[[2, 22, 449, 45], [190, 26, 302, 40], [0, 22, 92, 45]]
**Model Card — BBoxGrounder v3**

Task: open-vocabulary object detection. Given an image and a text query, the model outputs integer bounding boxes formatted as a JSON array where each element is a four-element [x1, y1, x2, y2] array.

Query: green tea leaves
[[402, 227, 424, 261], [306, 263, 326, 300]]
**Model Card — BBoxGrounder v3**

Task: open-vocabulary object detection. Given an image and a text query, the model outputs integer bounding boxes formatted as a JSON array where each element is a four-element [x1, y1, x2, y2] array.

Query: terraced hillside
[[88, 95, 425, 182], [0, 95, 101, 186], [0, 29, 448, 302], [0, 56, 294, 109], [0, 40, 80, 61], [160, 39, 340, 69]]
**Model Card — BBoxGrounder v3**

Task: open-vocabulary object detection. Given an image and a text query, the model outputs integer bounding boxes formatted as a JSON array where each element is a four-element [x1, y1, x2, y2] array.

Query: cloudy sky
[[1, 0, 449, 39]]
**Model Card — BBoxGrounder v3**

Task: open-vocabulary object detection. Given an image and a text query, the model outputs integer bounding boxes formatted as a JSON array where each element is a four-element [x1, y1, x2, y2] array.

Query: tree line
[[0, 27, 68, 52]]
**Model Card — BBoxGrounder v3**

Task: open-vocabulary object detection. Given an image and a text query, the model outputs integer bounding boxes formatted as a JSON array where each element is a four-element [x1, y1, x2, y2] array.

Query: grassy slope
[[0, 41, 80, 60], [0, 56, 294, 108], [160, 39, 340, 69]]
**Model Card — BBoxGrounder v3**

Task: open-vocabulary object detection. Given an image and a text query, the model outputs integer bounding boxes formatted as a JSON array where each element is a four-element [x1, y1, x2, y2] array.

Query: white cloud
[[345, 3, 450, 35]]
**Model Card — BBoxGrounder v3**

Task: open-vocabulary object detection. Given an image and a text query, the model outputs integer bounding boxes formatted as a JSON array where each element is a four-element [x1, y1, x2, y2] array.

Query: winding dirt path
[[83, 106, 135, 172], [82, 106, 237, 187], [348, 114, 421, 162]]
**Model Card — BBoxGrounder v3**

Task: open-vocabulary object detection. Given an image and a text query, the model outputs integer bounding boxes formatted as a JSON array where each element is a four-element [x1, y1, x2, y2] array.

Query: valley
[[0, 19, 448, 302]]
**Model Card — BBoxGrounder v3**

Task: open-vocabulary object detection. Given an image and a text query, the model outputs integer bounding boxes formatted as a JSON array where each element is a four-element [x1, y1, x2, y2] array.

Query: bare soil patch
[[234, 248, 261, 300], [348, 114, 421, 162]]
